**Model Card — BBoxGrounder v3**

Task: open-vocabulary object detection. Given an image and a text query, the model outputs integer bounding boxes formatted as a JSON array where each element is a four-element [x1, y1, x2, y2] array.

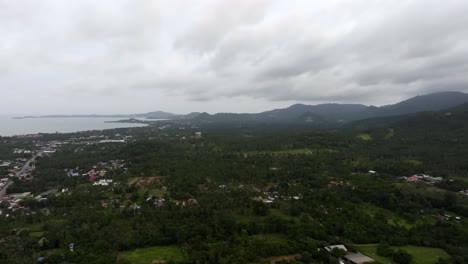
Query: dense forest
[[1, 106, 468, 264]]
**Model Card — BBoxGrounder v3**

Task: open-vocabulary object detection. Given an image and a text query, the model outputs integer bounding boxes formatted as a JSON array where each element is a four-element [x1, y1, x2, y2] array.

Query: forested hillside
[[0, 116, 467, 263]]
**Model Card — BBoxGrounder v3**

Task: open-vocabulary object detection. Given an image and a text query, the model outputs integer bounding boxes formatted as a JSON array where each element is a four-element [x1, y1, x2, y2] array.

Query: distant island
[[13, 111, 178, 120], [104, 118, 160, 124]]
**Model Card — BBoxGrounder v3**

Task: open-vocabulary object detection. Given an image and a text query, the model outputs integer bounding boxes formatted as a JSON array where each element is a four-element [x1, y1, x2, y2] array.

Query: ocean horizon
[[0, 116, 147, 137]]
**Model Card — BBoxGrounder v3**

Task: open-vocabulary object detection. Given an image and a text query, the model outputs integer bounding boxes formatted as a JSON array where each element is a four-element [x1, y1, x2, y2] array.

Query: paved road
[[0, 181, 13, 199], [15, 153, 40, 177], [0, 153, 40, 199]]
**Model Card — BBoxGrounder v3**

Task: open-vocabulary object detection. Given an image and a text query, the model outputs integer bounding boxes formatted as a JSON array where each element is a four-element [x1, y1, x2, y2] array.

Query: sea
[[0, 116, 147, 137]]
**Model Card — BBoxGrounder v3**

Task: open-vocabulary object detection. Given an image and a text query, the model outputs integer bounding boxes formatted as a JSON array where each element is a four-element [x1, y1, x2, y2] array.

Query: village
[[0, 128, 207, 219], [397, 173, 443, 184], [0, 127, 466, 264]]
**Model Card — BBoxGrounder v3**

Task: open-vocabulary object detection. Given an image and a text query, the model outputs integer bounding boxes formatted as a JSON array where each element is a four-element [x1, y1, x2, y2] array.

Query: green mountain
[[189, 91, 468, 124]]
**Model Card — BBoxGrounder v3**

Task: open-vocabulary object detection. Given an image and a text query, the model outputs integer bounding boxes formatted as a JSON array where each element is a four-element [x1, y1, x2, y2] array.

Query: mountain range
[[184, 91, 468, 124], [16, 91, 468, 125]]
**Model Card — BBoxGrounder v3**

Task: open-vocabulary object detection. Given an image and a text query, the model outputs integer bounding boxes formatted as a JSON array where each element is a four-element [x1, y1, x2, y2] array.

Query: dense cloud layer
[[1, 0, 467, 114]]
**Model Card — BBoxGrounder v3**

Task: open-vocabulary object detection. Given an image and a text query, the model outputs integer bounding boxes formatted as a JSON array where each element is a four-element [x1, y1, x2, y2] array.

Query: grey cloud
[[174, 0, 269, 53], [1, 0, 468, 114]]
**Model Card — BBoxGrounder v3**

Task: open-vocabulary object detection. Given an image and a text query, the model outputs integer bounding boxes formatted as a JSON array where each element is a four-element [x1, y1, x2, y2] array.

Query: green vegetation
[[404, 159, 423, 166], [120, 246, 184, 264], [357, 133, 372, 140], [354, 244, 450, 264], [385, 128, 395, 139], [243, 147, 336, 156], [1, 107, 468, 263], [29, 231, 45, 238], [400, 246, 450, 264]]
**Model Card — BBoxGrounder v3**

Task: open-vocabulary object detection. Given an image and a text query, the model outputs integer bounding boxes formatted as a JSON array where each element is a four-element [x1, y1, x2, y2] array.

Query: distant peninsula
[[13, 111, 179, 120]]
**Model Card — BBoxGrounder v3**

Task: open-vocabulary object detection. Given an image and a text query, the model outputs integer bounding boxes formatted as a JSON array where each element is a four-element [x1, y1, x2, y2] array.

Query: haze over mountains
[[18, 91, 468, 125], [144, 91, 468, 124]]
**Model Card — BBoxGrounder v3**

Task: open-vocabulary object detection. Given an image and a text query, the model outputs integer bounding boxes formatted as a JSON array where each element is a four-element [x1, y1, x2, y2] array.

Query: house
[[324, 245, 375, 264], [67, 171, 80, 177], [187, 198, 199, 205], [93, 179, 113, 186], [0, 162, 11, 167], [42, 149, 56, 154], [176, 198, 199, 207], [325, 245, 348, 252], [328, 180, 349, 188], [406, 175, 419, 182], [343, 252, 375, 264]]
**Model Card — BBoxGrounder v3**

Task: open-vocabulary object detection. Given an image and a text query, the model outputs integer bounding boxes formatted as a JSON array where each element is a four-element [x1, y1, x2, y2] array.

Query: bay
[[0, 116, 147, 136]]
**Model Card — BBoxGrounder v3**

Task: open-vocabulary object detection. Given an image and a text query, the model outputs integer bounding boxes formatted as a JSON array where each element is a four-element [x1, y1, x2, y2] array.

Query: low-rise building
[[93, 179, 114, 186]]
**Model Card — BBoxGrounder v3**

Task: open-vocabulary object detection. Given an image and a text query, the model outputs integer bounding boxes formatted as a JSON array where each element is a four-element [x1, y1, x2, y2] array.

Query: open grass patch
[[353, 244, 450, 264], [120, 245, 184, 264], [400, 245, 450, 264], [30, 231, 45, 238], [404, 159, 423, 166], [385, 128, 395, 140], [357, 133, 372, 141]]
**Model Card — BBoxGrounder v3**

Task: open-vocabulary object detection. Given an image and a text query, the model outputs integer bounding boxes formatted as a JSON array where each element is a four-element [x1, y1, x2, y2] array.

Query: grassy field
[[120, 246, 184, 264], [361, 204, 414, 229], [357, 133, 372, 141], [385, 128, 395, 139], [354, 244, 450, 264], [404, 159, 423, 166], [29, 231, 45, 237]]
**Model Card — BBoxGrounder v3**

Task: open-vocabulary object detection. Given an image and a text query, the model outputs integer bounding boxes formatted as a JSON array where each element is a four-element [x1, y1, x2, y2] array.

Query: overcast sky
[[1, 0, 468, 115]]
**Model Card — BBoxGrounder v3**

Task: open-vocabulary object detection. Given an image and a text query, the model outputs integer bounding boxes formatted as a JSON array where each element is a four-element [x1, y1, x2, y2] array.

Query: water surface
[[0, 116, 146, 136]]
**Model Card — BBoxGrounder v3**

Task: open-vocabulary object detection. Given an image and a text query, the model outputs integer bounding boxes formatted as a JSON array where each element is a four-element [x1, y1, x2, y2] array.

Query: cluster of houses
[[398, 174, 443, 183], [1, 141, 62, 181], [433, 213, 462, 221], [0, 161, 11, 168], [13, 149, 33, 154], [84, 168, 108, 182], [1, 192, 33, 213], [34, 140, 63, 154], [13, 134, 43, 139], [176, 198, 199, 207], [1, 159, 24, 171], [253, 190, 302, 204], [152, 196, 166, 208], [76, 135, 132, 145], [327, 180, 351, 188], [93, 179, 115, 186], [67, 160, 127, 185], [1, 158, 32, 180]]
